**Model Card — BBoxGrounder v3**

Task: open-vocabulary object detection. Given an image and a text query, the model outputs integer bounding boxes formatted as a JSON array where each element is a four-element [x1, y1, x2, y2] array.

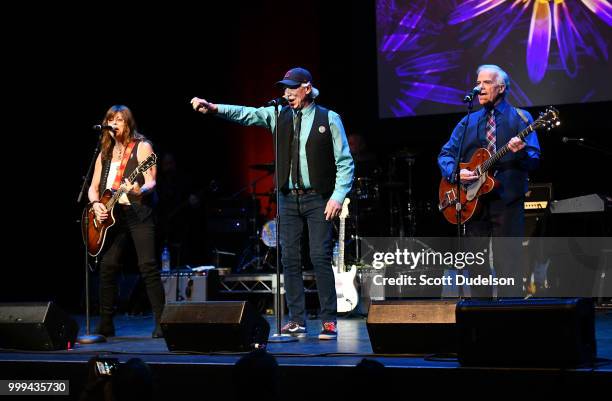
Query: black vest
[[275, 105, 336, 196], [99, 140, 156, 221]]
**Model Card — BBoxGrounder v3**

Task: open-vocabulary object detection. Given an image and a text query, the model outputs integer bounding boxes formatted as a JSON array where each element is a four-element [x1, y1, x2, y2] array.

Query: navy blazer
[[438, 100, 541, 205]]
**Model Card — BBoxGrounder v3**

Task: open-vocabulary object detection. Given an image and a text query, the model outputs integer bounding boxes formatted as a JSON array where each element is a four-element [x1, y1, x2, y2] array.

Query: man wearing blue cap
[[191, 67, 354, 340]]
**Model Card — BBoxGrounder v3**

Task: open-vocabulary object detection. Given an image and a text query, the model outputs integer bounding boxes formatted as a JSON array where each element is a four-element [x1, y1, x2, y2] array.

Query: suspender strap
[[515, 108, 529, 124]]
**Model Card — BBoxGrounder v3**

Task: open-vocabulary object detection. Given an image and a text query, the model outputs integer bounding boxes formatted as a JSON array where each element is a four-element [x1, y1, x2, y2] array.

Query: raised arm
[[190, 97, 277, 131]]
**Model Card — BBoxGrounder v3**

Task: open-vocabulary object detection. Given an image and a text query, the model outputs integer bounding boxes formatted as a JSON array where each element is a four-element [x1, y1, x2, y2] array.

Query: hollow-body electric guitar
[[438, 107, 560, 224]]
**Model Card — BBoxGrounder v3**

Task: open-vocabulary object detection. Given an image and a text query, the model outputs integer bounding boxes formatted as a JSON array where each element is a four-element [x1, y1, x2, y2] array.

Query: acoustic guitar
[[82, 153, 157, 257]]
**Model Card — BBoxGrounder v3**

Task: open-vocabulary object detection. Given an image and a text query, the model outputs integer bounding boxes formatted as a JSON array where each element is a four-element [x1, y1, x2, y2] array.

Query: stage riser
[[1, 360, 609, 399]]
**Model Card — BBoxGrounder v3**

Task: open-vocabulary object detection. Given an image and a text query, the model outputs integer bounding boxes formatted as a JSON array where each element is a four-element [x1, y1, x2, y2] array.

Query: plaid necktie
[[486, 108, 496, 153]]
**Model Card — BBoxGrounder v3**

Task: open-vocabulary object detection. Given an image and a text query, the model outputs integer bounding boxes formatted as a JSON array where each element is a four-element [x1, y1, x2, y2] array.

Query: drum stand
[[386, 156, 405, 237], [237, 175, 271, 272], [405, 154, 416, 237], [353, 198, 362, 264]]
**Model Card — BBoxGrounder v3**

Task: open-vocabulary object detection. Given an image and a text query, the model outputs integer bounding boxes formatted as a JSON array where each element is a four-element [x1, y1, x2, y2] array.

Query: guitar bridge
[[438, 189, 457, 211]]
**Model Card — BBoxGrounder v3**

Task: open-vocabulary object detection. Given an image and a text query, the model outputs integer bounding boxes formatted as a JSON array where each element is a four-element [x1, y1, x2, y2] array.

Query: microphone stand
[[76, 130, 106, 344], [455, 96, 476, 238], [451, 96, 475, 299], [575, 140, 612, 156], [268, 100, 298, 343]]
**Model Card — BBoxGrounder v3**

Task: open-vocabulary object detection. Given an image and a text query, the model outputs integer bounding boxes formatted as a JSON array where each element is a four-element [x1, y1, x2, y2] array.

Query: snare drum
[[261, 219, 277, 248]]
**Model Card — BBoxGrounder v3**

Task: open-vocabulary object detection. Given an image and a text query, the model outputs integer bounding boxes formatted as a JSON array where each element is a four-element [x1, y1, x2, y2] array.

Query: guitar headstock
[[340, 198, 351, 220], [138, 152, 158, 174], [533, 106, 561, 131]]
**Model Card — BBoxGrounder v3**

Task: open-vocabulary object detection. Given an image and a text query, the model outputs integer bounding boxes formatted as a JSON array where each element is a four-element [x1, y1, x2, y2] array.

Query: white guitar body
[[334, 266, 359, 313], [334, 198, 359, 314]]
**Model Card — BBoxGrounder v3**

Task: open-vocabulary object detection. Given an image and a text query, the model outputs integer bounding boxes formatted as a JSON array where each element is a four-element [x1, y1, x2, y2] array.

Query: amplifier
[[162, 270, 212, 303], [524, 182, 552, 213]]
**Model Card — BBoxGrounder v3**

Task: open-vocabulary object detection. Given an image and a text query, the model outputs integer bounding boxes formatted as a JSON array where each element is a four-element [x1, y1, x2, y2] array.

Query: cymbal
[[249, 162, 275, 172]]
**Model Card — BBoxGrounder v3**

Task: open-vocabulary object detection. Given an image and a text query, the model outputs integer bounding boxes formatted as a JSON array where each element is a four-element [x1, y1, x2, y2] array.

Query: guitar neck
[[338, 217, 345, 272], [105, 189, 125, 210], [481, 123, 536, 173], [104, 167, 141, 210]]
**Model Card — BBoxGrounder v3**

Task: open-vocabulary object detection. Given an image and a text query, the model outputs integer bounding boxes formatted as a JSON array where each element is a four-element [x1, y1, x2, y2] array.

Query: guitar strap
[[99, 159, 111, 197], [515, 108, 529, 124], [111, 140, 137, 190]]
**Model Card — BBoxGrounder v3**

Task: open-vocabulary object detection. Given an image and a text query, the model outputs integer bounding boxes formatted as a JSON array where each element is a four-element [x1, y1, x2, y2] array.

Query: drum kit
[[235, 162, 277, 272], [348, 148, 439, 261], [238, 151, 432, 270]]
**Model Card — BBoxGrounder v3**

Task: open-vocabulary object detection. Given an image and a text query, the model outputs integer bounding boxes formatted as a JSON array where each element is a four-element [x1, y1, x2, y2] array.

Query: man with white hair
[[191, 67, 354, 339], [438, 64, 541, 297]]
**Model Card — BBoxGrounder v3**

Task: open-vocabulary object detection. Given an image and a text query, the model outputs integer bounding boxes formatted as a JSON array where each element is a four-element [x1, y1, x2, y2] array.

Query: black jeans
[[279, 192, 336, 324], [98, 205, 165, 321], [466, 195, 525, 297]]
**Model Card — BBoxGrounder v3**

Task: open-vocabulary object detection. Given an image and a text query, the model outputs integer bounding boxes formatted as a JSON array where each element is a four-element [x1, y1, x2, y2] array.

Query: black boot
[[152, 323, 164, 338], [98, 261, 119, 337], [97, 275, 118, 337], [144, 276, 166, 338], [94, 315, 115, 337]]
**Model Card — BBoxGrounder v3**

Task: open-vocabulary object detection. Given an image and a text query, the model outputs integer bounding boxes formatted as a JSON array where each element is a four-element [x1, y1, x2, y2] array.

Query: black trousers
[[98, 205, 165, 321], [465, 194, 525, 297]]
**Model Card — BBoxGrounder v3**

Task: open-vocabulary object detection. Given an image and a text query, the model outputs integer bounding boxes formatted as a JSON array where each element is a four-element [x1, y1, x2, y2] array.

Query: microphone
[[265, 97, 288, 106], [561, 137, 584, 143], [463, 85, 482, 103], [92, 124, 116, 131]]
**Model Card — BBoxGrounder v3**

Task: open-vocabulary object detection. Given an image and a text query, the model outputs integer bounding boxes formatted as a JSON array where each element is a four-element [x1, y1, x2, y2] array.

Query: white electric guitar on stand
[[334, 198, 359, 313]]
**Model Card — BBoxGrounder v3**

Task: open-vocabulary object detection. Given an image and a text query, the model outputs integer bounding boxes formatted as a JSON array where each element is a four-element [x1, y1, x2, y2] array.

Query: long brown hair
[[100, 105, 145, 160]]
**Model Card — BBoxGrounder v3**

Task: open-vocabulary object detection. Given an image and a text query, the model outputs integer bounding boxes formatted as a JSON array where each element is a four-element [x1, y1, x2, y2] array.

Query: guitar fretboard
[[480, 121, 538, 173], [102, 154, 156, 210], [338, 215, 345, 273]]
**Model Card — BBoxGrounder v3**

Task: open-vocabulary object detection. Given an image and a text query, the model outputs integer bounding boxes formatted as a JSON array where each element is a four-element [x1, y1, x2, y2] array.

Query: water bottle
[[161, 246, 171, 272]]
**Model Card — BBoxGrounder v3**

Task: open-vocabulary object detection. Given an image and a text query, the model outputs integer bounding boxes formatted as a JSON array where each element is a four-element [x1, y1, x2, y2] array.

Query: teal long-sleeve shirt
[[216, 102, 354, 204]]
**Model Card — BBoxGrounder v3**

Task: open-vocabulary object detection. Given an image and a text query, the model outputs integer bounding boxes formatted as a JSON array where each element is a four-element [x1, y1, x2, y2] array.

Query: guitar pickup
[[438, 189, 457, 211]]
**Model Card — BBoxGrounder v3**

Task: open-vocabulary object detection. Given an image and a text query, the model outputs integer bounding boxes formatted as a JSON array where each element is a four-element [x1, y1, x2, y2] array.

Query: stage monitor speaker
[[161, 301, 270, 352], [456, 298, 596, 367], [366, 300, 457, 354], [0, 302, 79, 351]]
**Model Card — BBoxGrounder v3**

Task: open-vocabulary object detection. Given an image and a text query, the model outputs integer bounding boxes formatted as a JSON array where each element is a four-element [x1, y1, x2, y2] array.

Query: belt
[[288, 188, 316, 195]]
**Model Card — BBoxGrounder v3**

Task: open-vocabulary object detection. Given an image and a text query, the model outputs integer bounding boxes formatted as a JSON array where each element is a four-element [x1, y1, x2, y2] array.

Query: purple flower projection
[[377, 0, 467, 117], [448, 0, 612, 84], [377, 0, 612, 117]]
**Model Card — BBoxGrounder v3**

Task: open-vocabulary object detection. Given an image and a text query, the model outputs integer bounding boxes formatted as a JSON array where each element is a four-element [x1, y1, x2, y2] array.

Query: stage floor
[[1, 310, 611, 398], [1, 310, 611, 369]]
